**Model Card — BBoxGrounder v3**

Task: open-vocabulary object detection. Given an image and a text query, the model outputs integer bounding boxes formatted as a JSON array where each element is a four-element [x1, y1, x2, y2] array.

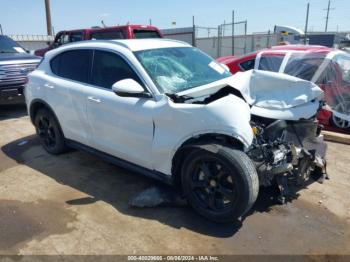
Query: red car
[[218, 45, 350, 131], [34, 25, 163, 57]]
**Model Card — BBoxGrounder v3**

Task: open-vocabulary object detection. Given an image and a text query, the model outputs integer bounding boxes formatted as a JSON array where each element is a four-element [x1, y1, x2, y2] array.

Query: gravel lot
[[0, 105, 349, 255]]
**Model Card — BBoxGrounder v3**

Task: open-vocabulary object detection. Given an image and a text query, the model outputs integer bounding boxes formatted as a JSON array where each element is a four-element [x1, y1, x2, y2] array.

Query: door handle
[[44, 83, 55, 89], [87, 96, 101, 103]]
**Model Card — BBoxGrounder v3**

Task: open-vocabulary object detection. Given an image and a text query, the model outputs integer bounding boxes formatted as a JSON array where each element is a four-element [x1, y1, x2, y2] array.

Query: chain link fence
[[8, 21, 279, 57]]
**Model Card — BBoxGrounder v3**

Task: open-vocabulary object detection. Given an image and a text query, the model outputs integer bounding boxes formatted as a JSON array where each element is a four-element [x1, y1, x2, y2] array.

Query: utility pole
[[192, 15, 196, 47], [324, 0, 334, 32], [0, 24, 3, 35], [223, 20, 226, 37], [232, 10, 235, 55], [304, 2, 310, 44], [149, 19, 152, 26], [44, 0, 53, 35]]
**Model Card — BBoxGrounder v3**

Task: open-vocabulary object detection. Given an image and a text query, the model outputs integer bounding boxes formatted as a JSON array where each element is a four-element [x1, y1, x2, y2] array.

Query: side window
[[91, 50, 142, 89], [239, 59, 255, 71], [50, 55, 60, 75], [90, 30, 125, 40], [70, 32, 84, 42], [258, 55, 284, 72], [50, 50, 92, 83]]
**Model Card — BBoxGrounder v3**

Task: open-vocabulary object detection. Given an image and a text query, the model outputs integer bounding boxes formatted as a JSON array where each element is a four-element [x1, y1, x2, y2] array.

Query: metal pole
[[217, 25, 221, 58], [325, 0, 330, 32], [192, 16, 196, 47], [244, 20, 247, 54], [45, 0, 53, 36], [0, 24, 3, 35], [304, 2, 310, 44], [232, 10, 235, 55], [149, 19, 152, 26], [223, 20, 226, 37]]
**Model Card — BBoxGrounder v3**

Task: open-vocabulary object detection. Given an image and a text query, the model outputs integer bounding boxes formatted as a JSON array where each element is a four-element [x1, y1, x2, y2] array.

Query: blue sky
[[0, 0, 349, 35]]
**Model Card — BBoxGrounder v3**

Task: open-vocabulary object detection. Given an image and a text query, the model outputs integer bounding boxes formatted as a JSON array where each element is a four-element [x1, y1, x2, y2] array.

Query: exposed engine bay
[[247, 116, 327, 203]]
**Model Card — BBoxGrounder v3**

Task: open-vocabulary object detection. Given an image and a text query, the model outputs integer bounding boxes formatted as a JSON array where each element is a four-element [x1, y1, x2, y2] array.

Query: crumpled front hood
[[177, 69, 324, 110], [176, 69, 324, 121], [228, 70, 324, 109]]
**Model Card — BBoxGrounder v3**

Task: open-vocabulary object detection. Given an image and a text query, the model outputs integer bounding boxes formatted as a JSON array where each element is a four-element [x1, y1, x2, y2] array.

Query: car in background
[[218, 45, 350, 131], [34, 25, 163, 57], [0, 35, 41, 105]]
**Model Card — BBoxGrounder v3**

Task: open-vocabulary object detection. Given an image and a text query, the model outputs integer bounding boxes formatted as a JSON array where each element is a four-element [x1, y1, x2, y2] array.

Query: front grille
[[0, 62, 38, 87]]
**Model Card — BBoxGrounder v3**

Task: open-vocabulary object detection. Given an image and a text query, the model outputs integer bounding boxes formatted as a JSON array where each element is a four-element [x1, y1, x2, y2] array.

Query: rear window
[[70, 32, 84, 42], [50, 50, 92, 83], [91, 30, 125, 40], [133, 29, 161, 39]]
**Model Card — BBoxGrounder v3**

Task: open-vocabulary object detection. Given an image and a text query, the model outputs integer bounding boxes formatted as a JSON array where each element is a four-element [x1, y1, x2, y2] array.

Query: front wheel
[[181, 145, 259, 223]]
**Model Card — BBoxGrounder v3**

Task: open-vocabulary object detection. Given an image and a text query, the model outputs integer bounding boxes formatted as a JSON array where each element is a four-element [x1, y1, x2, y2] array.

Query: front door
[[86, 50, 155, 169]]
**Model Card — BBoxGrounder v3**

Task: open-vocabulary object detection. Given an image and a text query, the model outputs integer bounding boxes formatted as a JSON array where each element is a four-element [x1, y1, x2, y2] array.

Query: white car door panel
[[86, 87, 155, 169], [47, 49, 93, 146], [86, 50, 155, 169]]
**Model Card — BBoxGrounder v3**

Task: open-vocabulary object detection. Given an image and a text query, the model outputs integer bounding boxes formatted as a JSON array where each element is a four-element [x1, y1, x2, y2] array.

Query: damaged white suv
[[26, 39, 327, 222]]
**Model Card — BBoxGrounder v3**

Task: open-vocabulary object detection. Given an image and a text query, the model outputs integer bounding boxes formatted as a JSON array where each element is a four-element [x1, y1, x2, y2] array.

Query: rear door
[[47, 49, 93, 145]]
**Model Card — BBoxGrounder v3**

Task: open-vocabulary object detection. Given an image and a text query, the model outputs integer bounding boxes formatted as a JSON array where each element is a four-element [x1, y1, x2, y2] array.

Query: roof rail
[[154, 38, 192, 46], [60, 39, 132, 50]]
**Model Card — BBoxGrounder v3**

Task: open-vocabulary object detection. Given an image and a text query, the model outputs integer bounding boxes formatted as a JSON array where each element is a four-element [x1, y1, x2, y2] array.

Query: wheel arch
[[29, 99, 65, 136], [171, 133, 245, 187]]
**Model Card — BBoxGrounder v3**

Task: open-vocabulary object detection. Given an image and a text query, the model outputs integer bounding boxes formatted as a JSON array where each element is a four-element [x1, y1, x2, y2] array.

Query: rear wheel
[[34, 108, 67, 154], [181, 145, 259, 223]]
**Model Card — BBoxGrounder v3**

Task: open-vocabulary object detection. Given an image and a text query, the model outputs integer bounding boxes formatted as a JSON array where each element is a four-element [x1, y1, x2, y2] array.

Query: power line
[[324, 0, 335, 32]]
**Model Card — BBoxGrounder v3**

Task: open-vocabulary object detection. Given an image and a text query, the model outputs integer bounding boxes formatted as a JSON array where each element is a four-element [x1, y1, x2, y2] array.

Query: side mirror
[[112, 79, 152, 98]]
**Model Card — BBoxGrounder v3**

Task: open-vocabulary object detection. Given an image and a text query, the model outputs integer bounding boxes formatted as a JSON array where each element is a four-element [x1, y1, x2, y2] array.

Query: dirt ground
[[0, 105, 349, 255]]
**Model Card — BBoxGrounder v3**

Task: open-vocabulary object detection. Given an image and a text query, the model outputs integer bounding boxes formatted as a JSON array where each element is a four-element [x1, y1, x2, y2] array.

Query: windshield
[[135, 47, 231, 93], [333, 53, 350, 83], [0, 35, 25, 53], [284, 52, 327, 81]]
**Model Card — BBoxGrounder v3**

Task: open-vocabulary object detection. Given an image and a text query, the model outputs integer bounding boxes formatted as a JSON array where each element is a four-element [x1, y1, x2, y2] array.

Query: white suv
[[25, 39, 262, 222]]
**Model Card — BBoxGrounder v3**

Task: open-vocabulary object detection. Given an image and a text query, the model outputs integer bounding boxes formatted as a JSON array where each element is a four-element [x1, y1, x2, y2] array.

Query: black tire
[[181, 145, 259, 223], [34, 108, 67, 154]]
